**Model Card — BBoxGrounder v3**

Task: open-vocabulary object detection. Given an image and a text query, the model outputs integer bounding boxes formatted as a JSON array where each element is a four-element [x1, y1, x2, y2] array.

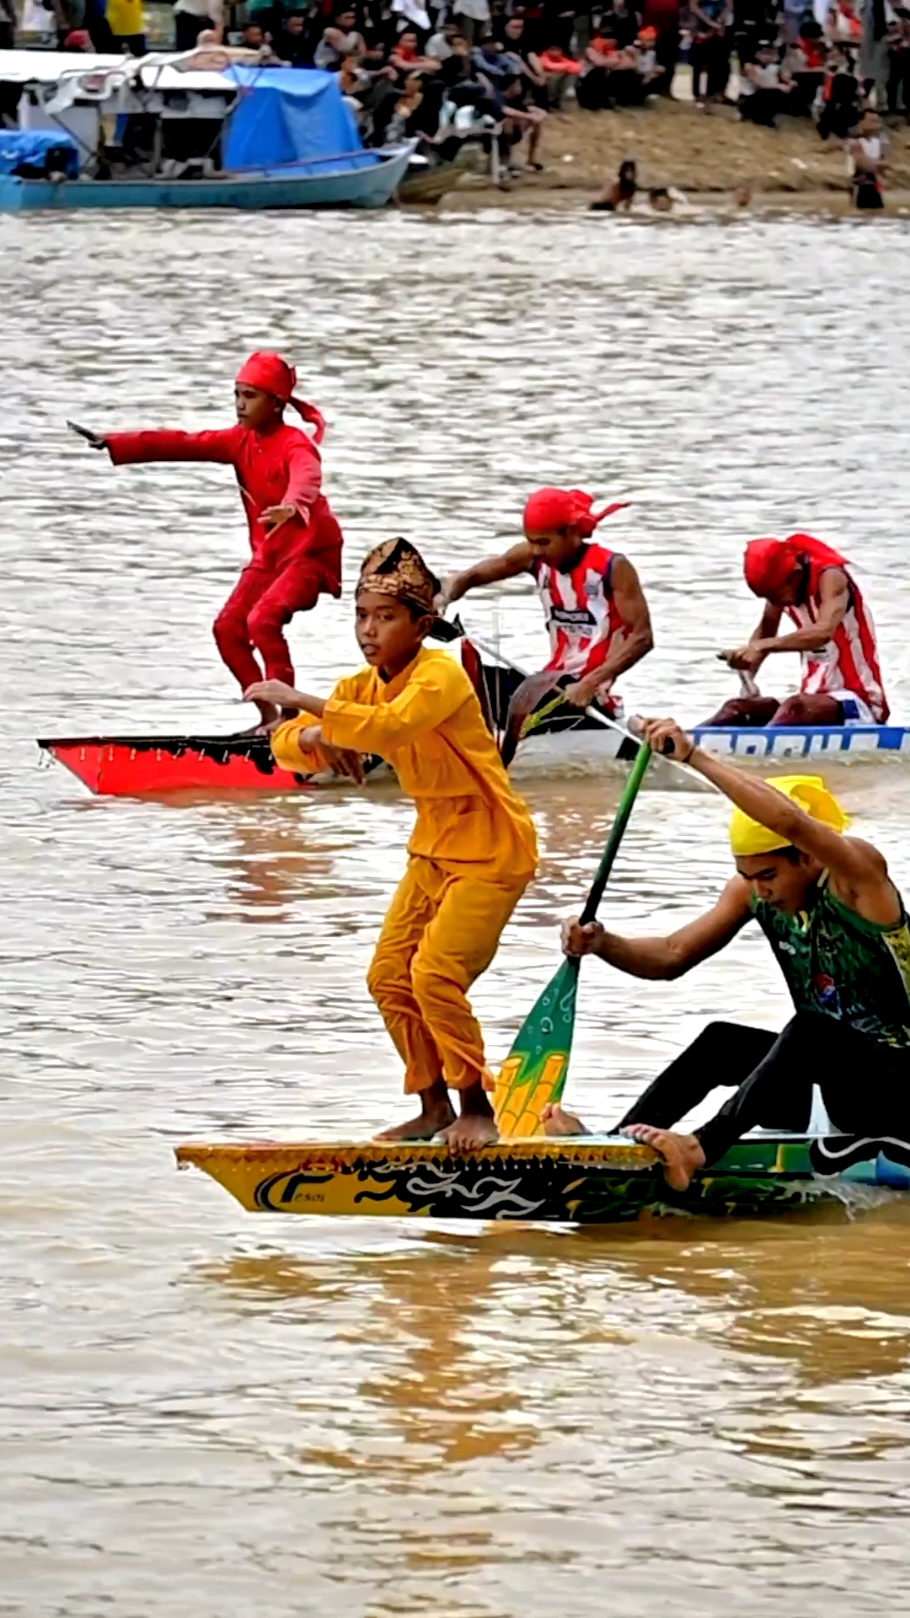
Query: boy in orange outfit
[[247, 538, 538, 1151]]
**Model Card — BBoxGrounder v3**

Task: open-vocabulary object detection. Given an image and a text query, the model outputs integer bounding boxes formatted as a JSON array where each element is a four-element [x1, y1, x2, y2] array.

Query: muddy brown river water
[[3, 207, 910, 1616]]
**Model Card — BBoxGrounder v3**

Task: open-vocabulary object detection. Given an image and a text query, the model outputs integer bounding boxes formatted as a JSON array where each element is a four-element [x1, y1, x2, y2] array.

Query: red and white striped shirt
[[531, 543, 625, 677], [790, 562, 888, 722]]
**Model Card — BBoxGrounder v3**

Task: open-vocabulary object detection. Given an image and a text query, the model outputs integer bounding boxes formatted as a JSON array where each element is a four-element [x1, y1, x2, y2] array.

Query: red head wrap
[[743, 533, 849, 598], [523, 487, 629, 539], [235, 351, 326, 444]]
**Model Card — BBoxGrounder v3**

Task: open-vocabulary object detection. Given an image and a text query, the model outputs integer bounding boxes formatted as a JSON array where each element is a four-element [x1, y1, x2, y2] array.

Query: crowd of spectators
[[6, 0, 910, 183]]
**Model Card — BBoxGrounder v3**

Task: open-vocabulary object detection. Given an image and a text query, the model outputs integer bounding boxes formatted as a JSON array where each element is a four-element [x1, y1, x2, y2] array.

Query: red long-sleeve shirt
[[106, 423, 342, 587]]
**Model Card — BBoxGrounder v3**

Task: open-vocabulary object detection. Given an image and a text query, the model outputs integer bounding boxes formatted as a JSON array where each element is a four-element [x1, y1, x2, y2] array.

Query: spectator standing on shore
[[827, 0, 862, 44], [642, 0, 680, 90], [887, 7, 910, 115], [861, 0, 891, 111], [779, 0, 807, 43], [603, 0, 643, 45], [689, 0, 731, 103], [173, 0, 224, 50], [106, 0, 147, 54], [453, 0, 491, 46], [733, 0, 778, 64], [0, 0, 15, 49], [847, 106, 886, 207]]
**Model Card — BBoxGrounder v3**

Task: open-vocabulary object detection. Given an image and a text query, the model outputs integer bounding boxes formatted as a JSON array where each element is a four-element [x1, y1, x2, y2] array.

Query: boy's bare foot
[[619, 1124, 705, 1192], [542, 1102, 589, 1137], [374, 1086, 455, 1142], [233, 718, 279, 738], [441, 1112, 499, 1152], [440, 1079, 498, 1153]]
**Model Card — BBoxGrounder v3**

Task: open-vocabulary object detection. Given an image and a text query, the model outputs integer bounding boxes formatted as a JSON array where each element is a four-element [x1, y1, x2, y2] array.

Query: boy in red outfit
[[70, 352, 343, 728]]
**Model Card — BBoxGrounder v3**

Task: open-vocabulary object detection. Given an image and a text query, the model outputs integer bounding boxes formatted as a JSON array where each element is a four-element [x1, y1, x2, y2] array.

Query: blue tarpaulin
[[222, 66, 377, 174], [0, 129, 79, 179]]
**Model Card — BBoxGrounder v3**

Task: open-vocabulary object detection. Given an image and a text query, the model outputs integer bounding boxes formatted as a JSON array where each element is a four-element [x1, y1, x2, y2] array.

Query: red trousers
[[213, 556, 331, 691]]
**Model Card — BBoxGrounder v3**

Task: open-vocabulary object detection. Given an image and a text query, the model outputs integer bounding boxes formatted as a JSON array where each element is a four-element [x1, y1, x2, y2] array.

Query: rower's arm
[[439, 542, 535, 608], [750, 601, 782, 651], [581, 556, 654, 684], [686, 741, 897, 914], [750, 568, 849, 655], [105, 428, 240, 466], [565, 877, 753, 980]]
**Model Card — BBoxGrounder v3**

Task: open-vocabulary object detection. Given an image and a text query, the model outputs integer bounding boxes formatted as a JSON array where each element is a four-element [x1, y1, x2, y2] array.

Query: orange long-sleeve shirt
[[272, 648, 538, 880]]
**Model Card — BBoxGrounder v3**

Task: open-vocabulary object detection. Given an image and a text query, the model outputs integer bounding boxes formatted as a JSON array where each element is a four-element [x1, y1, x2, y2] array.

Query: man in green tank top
[[544, 715, 910, 1190]]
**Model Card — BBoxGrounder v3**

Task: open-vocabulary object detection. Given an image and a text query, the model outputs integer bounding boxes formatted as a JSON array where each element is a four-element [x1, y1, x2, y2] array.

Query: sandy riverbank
[[442, 96, 910, 210]]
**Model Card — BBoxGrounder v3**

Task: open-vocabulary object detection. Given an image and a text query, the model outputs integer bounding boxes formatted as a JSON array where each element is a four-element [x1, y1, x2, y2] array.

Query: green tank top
[[752, 876, 910, 1049]]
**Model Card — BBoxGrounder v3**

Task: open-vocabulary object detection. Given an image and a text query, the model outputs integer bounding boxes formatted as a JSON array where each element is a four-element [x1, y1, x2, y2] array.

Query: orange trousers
[[367, 856, 530, 1094]]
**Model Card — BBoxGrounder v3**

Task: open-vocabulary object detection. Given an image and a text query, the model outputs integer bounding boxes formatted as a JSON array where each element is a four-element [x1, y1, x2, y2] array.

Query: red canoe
[[37, 734, 334, 796]]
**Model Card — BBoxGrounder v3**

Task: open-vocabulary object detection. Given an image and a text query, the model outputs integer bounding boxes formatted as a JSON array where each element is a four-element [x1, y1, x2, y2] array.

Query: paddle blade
[[493, 957, 580, 1138]]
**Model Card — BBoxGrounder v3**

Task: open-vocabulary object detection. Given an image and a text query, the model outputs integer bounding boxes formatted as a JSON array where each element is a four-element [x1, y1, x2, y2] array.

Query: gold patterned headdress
[[357, 538, 441, 616]]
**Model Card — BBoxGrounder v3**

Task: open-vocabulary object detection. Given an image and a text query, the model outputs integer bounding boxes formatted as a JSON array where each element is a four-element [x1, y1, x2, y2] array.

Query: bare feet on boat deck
[[619, 1123, 706, 1192], [441, 1111, 499, 1152], [541, 1103, 589, 1137], [233, 711, 280, 738], [374, 1091, 456, 1142], [440, 1080, 499, 1153]]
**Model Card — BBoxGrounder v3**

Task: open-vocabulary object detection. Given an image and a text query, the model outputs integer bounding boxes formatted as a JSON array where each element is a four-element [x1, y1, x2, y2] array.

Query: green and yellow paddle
[[493, 740, 652, 1138]]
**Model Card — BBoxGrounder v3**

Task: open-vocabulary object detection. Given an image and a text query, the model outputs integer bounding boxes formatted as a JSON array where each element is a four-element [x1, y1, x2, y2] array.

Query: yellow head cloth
[[729, 774, 850, 858]]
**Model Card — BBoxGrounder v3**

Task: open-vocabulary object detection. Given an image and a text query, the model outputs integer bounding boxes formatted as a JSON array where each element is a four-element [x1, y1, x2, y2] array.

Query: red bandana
[[523, 486, 629, 538], [235, 351, 326, 444], [744, 533, 848, 597]]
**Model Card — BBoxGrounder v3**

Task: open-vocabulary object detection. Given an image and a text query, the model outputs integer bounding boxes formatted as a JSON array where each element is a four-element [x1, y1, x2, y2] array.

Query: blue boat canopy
[[0, 129, 80, 179], [222, 66, 377, 174]]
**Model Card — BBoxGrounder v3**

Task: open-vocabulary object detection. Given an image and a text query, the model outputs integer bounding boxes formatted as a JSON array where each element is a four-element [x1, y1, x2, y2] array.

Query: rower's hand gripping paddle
[[492, 741, 653, 1139]]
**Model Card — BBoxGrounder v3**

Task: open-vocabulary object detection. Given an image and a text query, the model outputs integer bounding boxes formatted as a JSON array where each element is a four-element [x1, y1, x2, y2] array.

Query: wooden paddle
[[493, 739, 653, 1139]]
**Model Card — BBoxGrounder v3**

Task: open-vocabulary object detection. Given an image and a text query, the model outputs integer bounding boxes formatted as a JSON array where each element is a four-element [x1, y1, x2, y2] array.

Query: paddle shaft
[[492, 734, 651, 1136], [579, 741, 652, 925]]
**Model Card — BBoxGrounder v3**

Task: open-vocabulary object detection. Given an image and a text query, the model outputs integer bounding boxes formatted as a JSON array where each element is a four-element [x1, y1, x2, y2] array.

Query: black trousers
[[689, 34, 730, 100], [739, 88, 786, 126], [175, 10, 213, 49], [617, 1013, 910, 1167]]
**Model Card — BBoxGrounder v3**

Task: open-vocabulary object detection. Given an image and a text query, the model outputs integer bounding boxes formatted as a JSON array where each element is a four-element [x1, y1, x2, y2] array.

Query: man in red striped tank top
[[705, 533, 889, 728], [438, 487, 654, 764]]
